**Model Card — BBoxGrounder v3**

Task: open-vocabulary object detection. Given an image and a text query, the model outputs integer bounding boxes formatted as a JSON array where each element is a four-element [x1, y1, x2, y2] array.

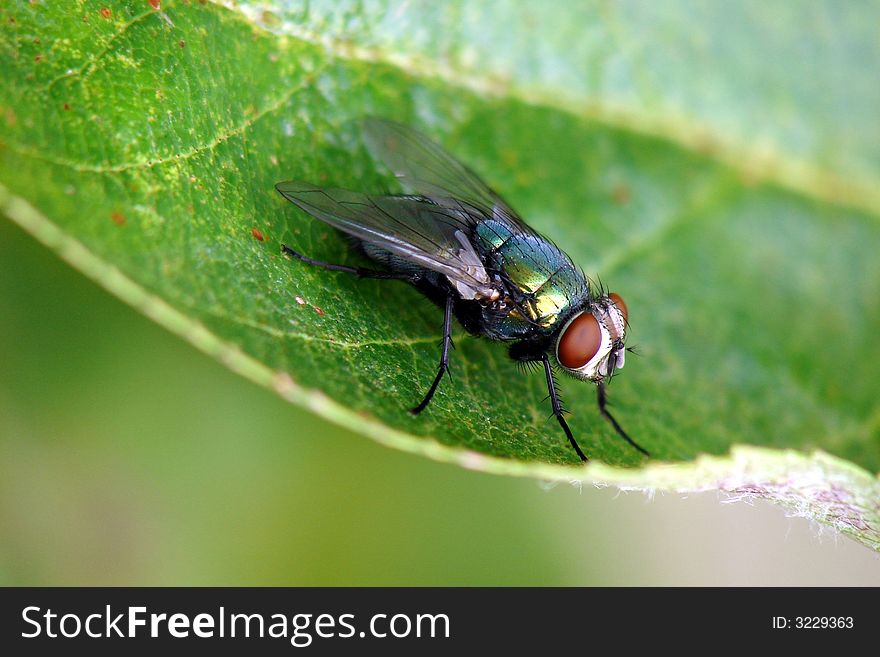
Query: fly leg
[[541, 354, 588, 462], [597, 380, 649, 457], [411, 293, 454, 415], [281, 244, 416, 281]]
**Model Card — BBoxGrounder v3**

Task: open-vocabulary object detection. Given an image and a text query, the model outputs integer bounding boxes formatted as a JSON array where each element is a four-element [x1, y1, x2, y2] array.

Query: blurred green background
[[2, 217, 878, 585]]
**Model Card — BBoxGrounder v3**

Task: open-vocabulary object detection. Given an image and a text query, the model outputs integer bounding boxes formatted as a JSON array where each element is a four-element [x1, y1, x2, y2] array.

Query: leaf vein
[[45, 8, 158, 92], [10, 74, 317, 175], [220, 3, 880, 218]]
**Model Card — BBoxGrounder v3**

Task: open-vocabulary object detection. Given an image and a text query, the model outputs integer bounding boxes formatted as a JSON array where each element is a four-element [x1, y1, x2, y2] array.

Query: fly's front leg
[[281, 244, 416, 281], [597, 381, 650, 457], [508, 342, 587, 462], [410, 293, 455, 415], [540, 353, 588, 462]]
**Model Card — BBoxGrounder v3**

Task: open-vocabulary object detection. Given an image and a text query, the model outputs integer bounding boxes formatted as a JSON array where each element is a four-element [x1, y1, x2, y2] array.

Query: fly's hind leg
[[283, 243, 453, 417], [410, 293, 455, 415], [281, 244, 416, 281]]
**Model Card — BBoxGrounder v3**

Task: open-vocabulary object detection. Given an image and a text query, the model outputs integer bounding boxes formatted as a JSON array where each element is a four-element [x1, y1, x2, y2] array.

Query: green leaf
[[1, 1, 878, 549]]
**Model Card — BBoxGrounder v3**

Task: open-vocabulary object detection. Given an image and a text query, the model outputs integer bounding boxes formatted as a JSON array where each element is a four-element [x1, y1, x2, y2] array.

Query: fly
[[276, 118, 649, 462]]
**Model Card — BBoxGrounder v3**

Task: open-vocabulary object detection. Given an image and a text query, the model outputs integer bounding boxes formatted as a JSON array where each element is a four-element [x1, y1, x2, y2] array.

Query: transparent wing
[[362, 118, 537, 235], [275, 182, 498, 298]]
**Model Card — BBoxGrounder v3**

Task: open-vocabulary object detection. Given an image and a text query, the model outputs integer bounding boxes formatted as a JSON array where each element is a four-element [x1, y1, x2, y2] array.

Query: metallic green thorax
[[474, 218, 590, 340]]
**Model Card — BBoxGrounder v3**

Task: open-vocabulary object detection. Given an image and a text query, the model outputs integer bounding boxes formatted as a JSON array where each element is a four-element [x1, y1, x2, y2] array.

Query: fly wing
[[362, 118, 536, 235], [362, 119, 580, 290], [275, 182, 499, 299]]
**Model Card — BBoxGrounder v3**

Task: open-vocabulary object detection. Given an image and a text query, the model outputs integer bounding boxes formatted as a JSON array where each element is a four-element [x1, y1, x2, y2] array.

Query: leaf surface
[[1, 1, 878, 548]]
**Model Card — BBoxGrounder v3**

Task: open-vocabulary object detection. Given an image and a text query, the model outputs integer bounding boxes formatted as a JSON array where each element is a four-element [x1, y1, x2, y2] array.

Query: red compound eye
[[558, 312, 602, 369], [609, 292, 628, 323]]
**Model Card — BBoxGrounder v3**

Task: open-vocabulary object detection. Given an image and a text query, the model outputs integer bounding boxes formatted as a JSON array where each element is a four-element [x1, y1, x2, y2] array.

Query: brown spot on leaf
[[63, 103, 70, 111], [693, 132, 717, 156], [34, 54, 43, 62], [738, 168, 760, 188], [251, 227, 265, 241], [295, 296, 306, 306], [148, 0, 161, 9], [100, 7, 112, 19], [178, 40, 186, 48], [612, 182, 630, 205], [261, 10, 281, 27], [111, 211, 126, 226], [313, 306, 326, 317], [5, 107, 17, 126]]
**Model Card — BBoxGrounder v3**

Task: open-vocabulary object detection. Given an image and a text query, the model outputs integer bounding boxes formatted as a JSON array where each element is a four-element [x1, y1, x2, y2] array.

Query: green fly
[[276, 119, 648, 462]]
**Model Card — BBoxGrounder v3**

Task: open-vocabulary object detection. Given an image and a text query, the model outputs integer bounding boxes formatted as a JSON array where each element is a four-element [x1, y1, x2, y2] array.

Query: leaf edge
[[2, 183, 878, 551]]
